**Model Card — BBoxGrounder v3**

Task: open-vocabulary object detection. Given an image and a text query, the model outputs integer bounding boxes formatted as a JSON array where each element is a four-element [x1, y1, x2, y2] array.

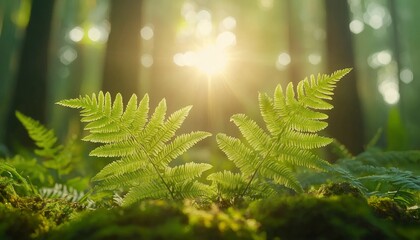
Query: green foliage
[[209, 68, 352, 201], [368, 196, 416, 223], [3, 112, 84, 189], [337, 149, 420, 202], [0, 162, 33, 196], [15, 111, 62, 159], [1, 68, 420, 239], [39, 183, 85, 202], [334, 149, 420, 208], [58, 92, 212, 205]]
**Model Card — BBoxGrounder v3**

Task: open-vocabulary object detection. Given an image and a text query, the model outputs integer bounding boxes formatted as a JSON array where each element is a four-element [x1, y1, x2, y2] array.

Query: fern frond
[[333, 149, 420, 206], [40, 183, 85, 202], [123, 180, 169, 205], [154, 132, 211, 167], [174, 181, 214, 199], [231, 114, 271, 153], [260, 161, 303, 193], [211, 69, 351, 200], [216, 134, 258, 176], [358, 169, 420, 191], [15, 112, 80, 178], [94, 167, 154, 192], [59, 92, 212, 204], [164, 162, 212, 183], [208, 171, 248, 198], [15, 111, 62, 158]]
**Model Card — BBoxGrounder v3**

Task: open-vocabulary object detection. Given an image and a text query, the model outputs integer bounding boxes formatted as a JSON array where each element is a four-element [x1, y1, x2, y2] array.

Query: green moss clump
[[313, 182, 364, 199], [47, 200, 263, 240], [248, 195, 398, 240], [184, 203, 263, 240], [368, 196, 414, 222], [1, 181, 84, 239], [47, 200, 190, 240], [0, 204, 50, 239]]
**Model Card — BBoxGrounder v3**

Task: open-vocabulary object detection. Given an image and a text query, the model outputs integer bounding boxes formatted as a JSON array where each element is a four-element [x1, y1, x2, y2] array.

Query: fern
[[6, 111, 80, 185], [0, 162, 33, 195], [16, 111, 62, 158], [209, 69, 352, 200], [334, 149, 420, 207], [39, 183, 85, 202], [58, 92, 212, 205]]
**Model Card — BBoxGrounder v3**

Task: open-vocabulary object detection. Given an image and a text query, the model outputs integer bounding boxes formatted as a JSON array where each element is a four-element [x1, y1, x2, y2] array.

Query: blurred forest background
[[1, 0, 419, 157]]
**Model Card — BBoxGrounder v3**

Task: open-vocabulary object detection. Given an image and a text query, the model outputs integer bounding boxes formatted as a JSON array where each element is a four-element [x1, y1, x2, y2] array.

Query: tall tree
[[325, 0, 364, 154], [5, 0, 55, 149], [102, 0, 142, 97], [0, 1, 28, 144]]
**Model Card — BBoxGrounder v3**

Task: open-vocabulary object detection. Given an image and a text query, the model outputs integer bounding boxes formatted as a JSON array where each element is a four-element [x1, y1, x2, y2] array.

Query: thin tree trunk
[[102, 0, 142, 97], [325, 0, 364, 155], [6, 0, 55, 149]]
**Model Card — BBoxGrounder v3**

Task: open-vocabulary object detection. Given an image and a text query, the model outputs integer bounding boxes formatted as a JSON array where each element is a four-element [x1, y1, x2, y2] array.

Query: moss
[[47, 200, 263, 240], [0, 182, 84, 239], [184, 203, 263, 240], [248, 195, 399, 240], [47, 200, 190, 240], [312, 182, 364, 199], [0, 204, 50, 239], [4, 193, 84, 225], [368, 196, 417, 223]]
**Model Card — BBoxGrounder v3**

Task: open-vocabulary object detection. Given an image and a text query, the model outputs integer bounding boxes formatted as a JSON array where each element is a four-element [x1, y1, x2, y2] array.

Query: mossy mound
[[2, 193, 419, 239], [0, 181, 85, 239], [312, 182, 364, 199], [248, 195, 399, 240], [47, 200, 262, 240], [0, 204, 49, 239]]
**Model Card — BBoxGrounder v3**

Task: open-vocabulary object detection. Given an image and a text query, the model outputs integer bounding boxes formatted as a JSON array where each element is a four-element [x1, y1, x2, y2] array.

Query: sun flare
[[194, 45, 228, 75], [173, 44, 229, 76]]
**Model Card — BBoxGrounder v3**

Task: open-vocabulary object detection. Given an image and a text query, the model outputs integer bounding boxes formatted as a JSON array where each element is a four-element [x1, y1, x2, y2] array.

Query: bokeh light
[[276, 52, 291, 70], [69, 26, 84, 42], [140, 26, 154, 40], [400, 68, 413, 84], [378, 80, 399, 105], [349, 19, 364, 34]]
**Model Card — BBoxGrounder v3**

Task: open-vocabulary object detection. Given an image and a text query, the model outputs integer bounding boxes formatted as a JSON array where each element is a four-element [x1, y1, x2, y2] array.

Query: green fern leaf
[[16, 111, 62, 158], [59, 92, 212, 204], [15, 112, 80, 179], [335, 149, 420, 199], [208, 171, 248, 198], [211, 68, 351, 200], [165, 163, 212, 183], [216, 134, 258, 177], [123, 180, 169, 205]]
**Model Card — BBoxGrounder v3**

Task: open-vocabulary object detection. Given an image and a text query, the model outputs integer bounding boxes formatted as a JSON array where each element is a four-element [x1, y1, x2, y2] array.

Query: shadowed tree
[[5, 0, 55, 149], [102, 0, 142, 97], [325, 0, 364, 155]]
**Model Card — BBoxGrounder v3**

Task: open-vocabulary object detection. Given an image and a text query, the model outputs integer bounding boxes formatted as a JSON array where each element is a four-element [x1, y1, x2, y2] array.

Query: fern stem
[[136, 144, 176, 200], [240, 141, 277, 198]]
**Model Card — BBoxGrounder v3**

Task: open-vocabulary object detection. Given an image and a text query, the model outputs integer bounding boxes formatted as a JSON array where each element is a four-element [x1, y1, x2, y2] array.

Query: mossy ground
[[1, 182, 419, 240]]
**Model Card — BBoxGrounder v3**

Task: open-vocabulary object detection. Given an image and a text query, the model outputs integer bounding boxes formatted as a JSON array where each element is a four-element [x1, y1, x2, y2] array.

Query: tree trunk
[[325, 0, 364, 155], [5, 0, 55, 149], [102, 0, 142, 97]]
